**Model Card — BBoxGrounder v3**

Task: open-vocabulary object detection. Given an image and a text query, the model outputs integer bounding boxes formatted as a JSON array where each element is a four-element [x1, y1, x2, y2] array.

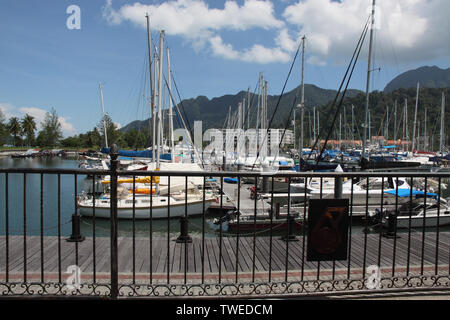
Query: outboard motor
[[367, 208, 383, 226], [213, 210, 238, 225]]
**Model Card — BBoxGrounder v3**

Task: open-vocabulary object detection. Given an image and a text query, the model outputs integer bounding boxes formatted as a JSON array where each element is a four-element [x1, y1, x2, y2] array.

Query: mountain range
[[120, 65, 449, 133], [121, 84, 362, 132], [384, 66, 450, 93]]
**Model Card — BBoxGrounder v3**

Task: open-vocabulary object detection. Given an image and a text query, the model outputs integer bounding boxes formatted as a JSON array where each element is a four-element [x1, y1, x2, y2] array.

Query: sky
[[0, 0, 449, 137]]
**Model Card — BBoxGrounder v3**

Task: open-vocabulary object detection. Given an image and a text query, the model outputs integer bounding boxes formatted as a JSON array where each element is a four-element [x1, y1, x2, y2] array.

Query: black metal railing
[[0, 145, 449, 298]]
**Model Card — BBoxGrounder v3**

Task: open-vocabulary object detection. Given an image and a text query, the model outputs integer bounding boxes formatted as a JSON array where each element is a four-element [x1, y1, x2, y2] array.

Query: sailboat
[[359, 1, 420, 171], [78, 17, 217, 219]]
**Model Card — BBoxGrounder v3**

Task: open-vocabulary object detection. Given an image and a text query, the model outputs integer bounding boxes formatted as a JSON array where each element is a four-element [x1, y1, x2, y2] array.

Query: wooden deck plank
[[204, 238, 216, 273], [0, 232, 448, 281], [233, 237, 251, 273]]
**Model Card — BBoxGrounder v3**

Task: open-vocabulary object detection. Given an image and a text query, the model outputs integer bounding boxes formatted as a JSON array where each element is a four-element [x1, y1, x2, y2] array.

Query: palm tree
[[7, 117, 21, 147], [21, 114, 37, 147]]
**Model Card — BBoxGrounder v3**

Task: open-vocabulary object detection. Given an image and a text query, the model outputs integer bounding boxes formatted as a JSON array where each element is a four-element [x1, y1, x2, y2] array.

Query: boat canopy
[[101, 147, 172, 161], [224, 177, 238, 184], [384, 189, 438, 199]]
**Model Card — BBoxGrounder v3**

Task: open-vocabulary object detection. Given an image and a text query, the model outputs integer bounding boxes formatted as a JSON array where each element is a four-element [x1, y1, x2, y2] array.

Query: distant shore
[[0, 148, 96, 159]]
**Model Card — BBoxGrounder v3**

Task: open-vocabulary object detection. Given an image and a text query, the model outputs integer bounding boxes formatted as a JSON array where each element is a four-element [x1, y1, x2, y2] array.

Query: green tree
[[60, 135, 81, 148], [0, 109, 8, 145], [7, 117, 21, 147], [87, 127, 102, 148], [97, 114, 122, 147], [36, 108, 62, 147], [21, 114, 36, 147]]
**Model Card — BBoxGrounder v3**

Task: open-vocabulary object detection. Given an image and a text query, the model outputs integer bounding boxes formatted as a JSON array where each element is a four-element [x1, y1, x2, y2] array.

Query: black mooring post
[[66, 214, 85, 242], [176, 216, 192, 243], [383, 211, 400, 239], [275, 202, 281, 220], [334, 176, 343, 199], [281, 215, 298, 242]]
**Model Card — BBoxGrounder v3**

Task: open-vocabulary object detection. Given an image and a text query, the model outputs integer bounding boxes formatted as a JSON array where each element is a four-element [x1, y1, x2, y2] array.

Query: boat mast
[[317, 111, 320, 153], [339, 113, 342, 150], [299, 35, 306, 158], [368, 110, 371, 147], [167, 47, 174, 162], [404, 99, 408, 150], [145, 14, 155, 163], [385, 105, 389, 142], [262, 80, 268, 159], [256, 73, 261, 154], [412, 82, 420, 152], [313, 106, 316, 143], [293, 103, 296, 150], [394, 100, 397, 142], [440, 92, 445, 154], [246, 88, 250, 130], [156, 30, 165, 170], [351, 104, 355, 148], [344, 105, 347, 146], [153, 53, 158, 160], [98, 83, 108, 148], [424, 108, 427, 151], [362, 0, 376, 159]]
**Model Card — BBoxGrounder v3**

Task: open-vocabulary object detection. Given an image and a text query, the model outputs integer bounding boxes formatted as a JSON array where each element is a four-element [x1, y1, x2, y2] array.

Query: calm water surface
[[0, 157, 221, 238], [1, 157, 449, 238]]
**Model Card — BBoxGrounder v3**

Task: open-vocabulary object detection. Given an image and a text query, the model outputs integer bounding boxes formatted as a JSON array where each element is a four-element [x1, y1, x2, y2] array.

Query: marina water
[[1, 157, 449, 238]]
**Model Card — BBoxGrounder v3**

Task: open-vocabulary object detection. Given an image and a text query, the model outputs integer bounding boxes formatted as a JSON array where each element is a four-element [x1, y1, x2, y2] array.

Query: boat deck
[[209, 178, 272, 216]]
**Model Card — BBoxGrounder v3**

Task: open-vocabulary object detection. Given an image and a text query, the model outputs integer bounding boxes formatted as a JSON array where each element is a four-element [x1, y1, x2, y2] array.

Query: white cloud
[[103, 0, 291, 64], [0, 103, 77, 137], [103, 0, 283, 34], [275, 28, 298, 53], [19, 107, 47, 125], [102, 0, 450, 66], [283, 0, 450, 66], [209, 35, 291, 63], [0, 103, 18, 120]]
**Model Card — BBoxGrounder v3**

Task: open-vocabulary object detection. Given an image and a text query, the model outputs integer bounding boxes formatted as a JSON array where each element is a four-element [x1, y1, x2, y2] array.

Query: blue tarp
[[322, 150, 341, 157], [384, 189, 438, 199], [101, 147, 172, 161], [224, 177, 238, 184], [383, 145, 397, 149]]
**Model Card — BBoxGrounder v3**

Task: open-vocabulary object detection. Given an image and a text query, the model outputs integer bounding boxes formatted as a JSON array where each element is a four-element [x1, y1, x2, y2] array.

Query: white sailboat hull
[[78, 196, 216, 219]]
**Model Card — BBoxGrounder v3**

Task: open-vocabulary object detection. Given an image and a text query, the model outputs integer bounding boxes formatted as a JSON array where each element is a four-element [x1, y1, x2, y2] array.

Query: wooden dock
[[0, 231, 448, 284]]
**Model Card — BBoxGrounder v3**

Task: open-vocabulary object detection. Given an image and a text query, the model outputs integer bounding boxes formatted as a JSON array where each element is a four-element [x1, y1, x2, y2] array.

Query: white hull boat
[[78, 192, 217, 219]]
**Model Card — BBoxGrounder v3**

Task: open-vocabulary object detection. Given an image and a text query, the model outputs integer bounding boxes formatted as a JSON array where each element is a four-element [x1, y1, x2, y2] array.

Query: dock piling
[[176, 216, 193, 243], [66, 214, 85, 242]]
